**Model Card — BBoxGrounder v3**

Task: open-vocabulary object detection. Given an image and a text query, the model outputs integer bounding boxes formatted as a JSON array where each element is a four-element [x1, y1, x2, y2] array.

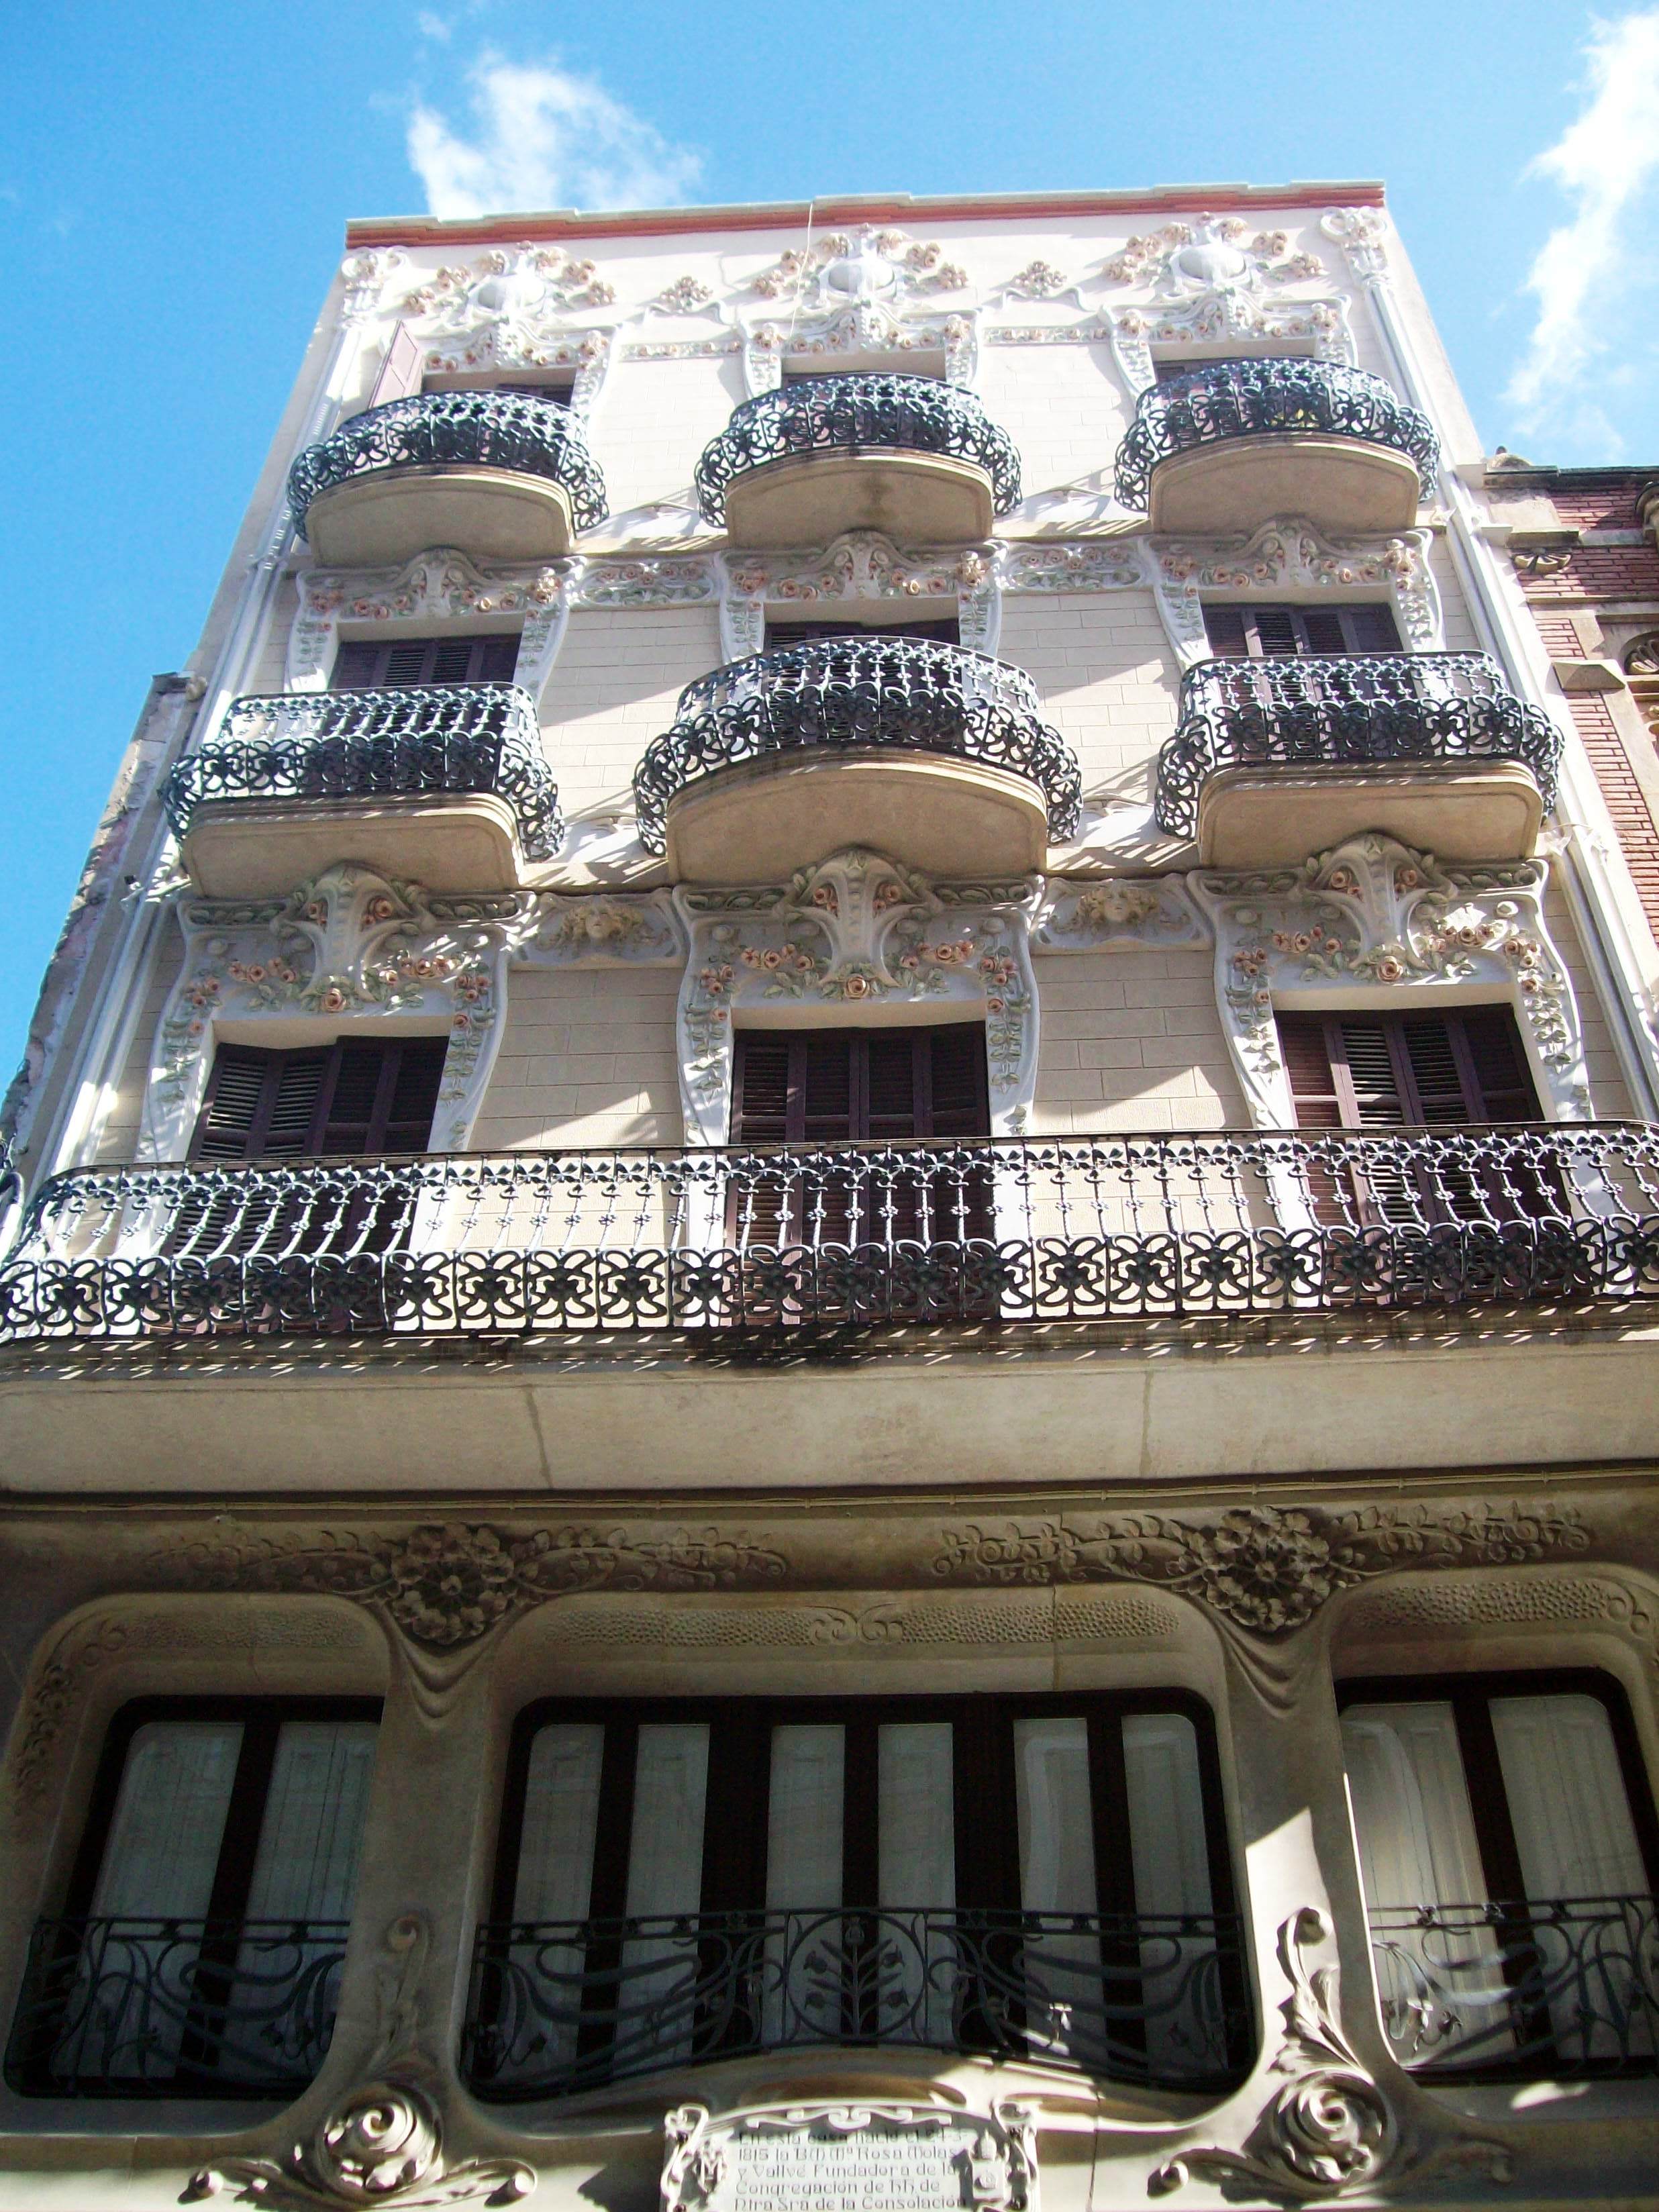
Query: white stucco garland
[[1147, 517, 1444, 668]]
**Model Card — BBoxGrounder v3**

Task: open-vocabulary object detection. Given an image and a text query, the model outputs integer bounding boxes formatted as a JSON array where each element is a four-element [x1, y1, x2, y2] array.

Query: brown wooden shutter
[[732, 1027, 990, 1143], [190, 1039, 449, 1160], [764, 617, 962, 649], [1277, 1009, 1540, 1130], [1297, 607, 1350, 656], [1200, 605, 1252, 658], [367, 324, 425, 408], [1201, 602, 1403, 658], [1344, 603, 1402, 652], [331, 634, 520, 690], [190, 1046, 330, 1162]]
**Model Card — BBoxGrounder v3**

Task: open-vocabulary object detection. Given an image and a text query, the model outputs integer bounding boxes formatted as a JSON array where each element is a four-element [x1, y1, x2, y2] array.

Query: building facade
[[1, 185, 1658, 2210]]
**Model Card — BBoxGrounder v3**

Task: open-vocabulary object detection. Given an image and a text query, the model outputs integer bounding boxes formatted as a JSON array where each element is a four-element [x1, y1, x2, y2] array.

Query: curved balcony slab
[[634, 636, 1080, 875], [287, 391, 607, 564], [166, 684, 560, 894], [1195, 761, 1546, 868], [697, 374, 1019, 548], [1115, 359, 1438, 535]]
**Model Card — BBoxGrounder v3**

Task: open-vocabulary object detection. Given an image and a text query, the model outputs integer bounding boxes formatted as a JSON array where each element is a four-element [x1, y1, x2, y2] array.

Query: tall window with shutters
[[332, 634, 520, 691], [1201, 602, 1402, 658], [763, 616, 963, 650], [728, 1025, 992, 1252], [7, 1698, 381, 2096]]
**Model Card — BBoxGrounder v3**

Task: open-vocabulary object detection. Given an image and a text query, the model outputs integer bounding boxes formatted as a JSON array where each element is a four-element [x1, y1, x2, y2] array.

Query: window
[[1276, 1009, 1540, 1131], [780, 360, 946, 385], [332, 634, 519, 690], [7, 1699, 380, 2096], [189, 1037, 449, 1162], [466, 1693, 1246, 2099], [764, 615, 962, 650], [1202, 602, 1401, 657], [1341, 1674, 1659, 2078]]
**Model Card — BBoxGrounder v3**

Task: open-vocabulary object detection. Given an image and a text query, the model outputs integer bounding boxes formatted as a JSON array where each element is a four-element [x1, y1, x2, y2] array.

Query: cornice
[[344, 181, 1387, 252]]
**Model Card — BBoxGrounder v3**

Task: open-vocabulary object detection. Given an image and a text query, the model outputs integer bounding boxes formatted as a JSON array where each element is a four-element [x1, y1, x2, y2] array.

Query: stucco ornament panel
[[719, 534, 997, 660], [932, 1501, 1589, 1637], [997, 540, 1146, 596], [144, 866, 540, 1160], [288, 550, 570, 698], [1034, 875, 1207, 952], [520, 890, 683, 966], [739, 226, 977, 392], [1320, 207, 1391, 285], [1150, 520, 1443, 666], [1099, 216, 1354, 397], [394, 246, 615, 411], [1189, 835, 1590, 1125], [340, 249, 407, 326], [673, 848, 1042, 1142]]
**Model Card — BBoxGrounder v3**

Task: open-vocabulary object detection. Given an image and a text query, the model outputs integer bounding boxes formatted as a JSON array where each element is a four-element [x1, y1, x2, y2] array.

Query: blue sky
[[4, 0, 1659, 1101]]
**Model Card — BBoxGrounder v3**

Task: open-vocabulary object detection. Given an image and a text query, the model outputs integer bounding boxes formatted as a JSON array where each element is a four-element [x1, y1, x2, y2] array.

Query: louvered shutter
[[330, 635, 519, 690], [367, 324, 424, 408], [1252, 607, 1301, 659], [190, 1040, 448, 1161], [1344, 603, 1403, 652], [332, 641, 384, 690], [1458, 1008, 1540, 1121], [1297, 607, 1350, 656], [1201, 606, 1252, 659], [189, 1048, 330, 1162], [1276, 1015, 1344, 1129], [1201, 603, 1403, 658], [764, 617, 962, 650]]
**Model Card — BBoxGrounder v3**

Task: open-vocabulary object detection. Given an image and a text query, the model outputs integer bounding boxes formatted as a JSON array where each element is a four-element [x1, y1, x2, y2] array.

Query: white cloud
[[416, 11, 454, 42], [1505, 7, 1659, 454], [407, 50, 701, 219]]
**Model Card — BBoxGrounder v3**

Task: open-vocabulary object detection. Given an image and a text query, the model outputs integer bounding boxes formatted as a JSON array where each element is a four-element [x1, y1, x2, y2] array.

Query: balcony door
[[1341, 1674, 1659, 2078], [468, 1691, 1245, 2101], [332, 634, 519, 689], [1201, 602, 1401, 658], [8, 1699, 379, 2096]]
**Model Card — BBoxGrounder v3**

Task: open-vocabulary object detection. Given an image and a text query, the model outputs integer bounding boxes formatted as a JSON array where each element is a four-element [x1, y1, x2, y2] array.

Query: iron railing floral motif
[[632, 638, 1083, 854], [1113, 358, 1439, 512], [5, 1917, 348, 2097], [693, 373, 1022, 525], [462, 1906, 1250, 2099], [1154, 653, 1561, 837], [2, 1125, 1657, 1343], [286, 389, 608, 538], [164, 684, 563, 860], [1368, 1896, 1659, 2078]]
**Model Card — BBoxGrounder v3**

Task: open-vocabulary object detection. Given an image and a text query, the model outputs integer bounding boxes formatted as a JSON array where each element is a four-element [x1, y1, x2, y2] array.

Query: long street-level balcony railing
[[4, 1917, 348, 2099], [285, 389, 608, 565], [1368, 1897, 1659, 2080], [3, 1125, 1657, 1345], [1156, 652, 1562, 866], [694, 373, 1022, 547], [462, 1906, 1251, 2101], [1113, 358, 1440, 534], [164, 685, 562, 896], [632, 636, 1083, 880]]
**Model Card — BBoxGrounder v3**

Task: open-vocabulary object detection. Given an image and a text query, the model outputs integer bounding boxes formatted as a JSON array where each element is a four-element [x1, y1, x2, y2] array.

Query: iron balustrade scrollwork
[[164, 684, 563, 860], [462, 1905, 1250, 2099], [285, 389, 608, 538], [2, 1125, 1658, 1344], [1113, 358, 1440, 513], [693, 373, 1022, 525], [632, 637, 1083, 854], [5, 1917, 349, 2098], [1367, 1896, 1659, 2079], [1154, 652, 1562, 837]]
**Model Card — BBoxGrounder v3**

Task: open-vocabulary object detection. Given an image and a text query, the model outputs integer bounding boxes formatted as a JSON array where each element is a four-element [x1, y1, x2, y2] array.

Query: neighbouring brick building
[[1, 185, 1659, 2212]]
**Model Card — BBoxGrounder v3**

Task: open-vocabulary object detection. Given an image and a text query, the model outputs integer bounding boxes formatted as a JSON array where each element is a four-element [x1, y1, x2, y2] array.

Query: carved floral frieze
[[391, 246, 615, 410], [1190, 834, 1590, 1125], [1034, 874, 1207, 952], [739, 226, 977, 392], [673, 849, 1041, 1142], [718, 534, 997, 659], [1150, 519, 1444, 666]]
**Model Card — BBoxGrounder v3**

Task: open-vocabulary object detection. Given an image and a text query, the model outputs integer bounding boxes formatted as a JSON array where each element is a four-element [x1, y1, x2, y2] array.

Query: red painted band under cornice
[[345, 181, 1387, 252]]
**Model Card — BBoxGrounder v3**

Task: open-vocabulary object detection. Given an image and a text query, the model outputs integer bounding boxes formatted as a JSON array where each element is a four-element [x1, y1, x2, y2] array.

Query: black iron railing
[[632, 637, 1082, 854], [286, 389, 608, 539], [1368, 1897, 1659, 2079], [1154, 653, 1561, 837], [2, 1126, 1656, 1343], [462, 1906, 1250, 2099], [694, 374, 1021, 526], [1113, 358, 1439, 513], [164, 684, 563, 860], [5, 1917, 348, 2098]]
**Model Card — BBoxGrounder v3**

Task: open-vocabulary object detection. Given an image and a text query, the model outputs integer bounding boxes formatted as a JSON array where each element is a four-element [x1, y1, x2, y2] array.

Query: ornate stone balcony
[[3, 1125, 1654, 1345], [633, 636, 1080, 880], [695, 374, 1021, 547], [1156, 653, 1560, 864], [165, 685, 562, 895], [286, 390, 607, 564], [1114, 358, 1438, 533], [462, 1905, 1251, 2100]]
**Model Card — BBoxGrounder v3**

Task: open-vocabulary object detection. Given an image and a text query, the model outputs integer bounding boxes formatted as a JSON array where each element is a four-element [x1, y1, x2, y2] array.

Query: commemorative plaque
[[661, 2101, 1038, 2212]]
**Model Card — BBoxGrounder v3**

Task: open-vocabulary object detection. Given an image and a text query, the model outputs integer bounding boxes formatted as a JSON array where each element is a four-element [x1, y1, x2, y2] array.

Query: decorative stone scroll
[[1189, 834, 1591, 1125], [719, 535, 997, 660], [673, 848, 1042, 1142], [738, 225, 977, 393], [390, 245, 616, 412], [1150, 519, 1444, 666], [662, 2101, 1038, 2212]]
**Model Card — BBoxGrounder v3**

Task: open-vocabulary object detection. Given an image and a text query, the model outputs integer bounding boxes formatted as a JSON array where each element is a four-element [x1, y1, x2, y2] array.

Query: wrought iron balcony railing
[[2, 1125, 1656, 1344], [693, 374, 1022, 526], [462, 1906, 1250, 2100], [164, 684, 563, 860], [1368, 1896, 1659, 2080], [632, 637, 1083, 854], [1154, 653, 1562, 838], [286, 389, 608, 540], [1113, 358, 1440, 513], [5, 1917, 348, 2098]]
